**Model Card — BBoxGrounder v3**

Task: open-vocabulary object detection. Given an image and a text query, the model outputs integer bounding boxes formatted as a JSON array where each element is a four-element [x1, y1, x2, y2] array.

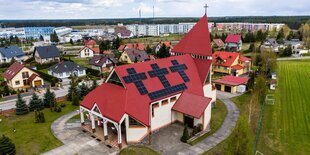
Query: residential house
[[2, 62, 44, 89], [79, 14, 216, 148], [285, 39, 309, 57], [33, 45, 60, 64], [89, 55, 117, 73], [212, 51, 251, 76], [261, 38, 280, 53], [119, 49, 149, 64], [48, 61, 86, 79], [0, 46, 25, 64], [118, 43, 145, 52], [84, 39, 97, 48], [114, 26, 133, 38], [212, 39, 225, 50], [270, 79, 277, 90], [225, 34, 242, 51], [79, 46, 100, 58], [213, 76, 248, 93], [155, 41, 173, 53]]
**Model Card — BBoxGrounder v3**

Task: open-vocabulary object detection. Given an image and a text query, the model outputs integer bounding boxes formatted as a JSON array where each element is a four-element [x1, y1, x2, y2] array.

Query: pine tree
[[90, 79, 98, 91], [0, 135, 16, 155], [29, 93, 43, 111], [181, 125, 190, 143], [70, 39, 74, 45], [156, 44, 170, 58], [72, 92, 80, 106], [43, 88, 56, 108], [67, 76, 78, 101], [15, 92, 29, 115], [39, 35, 44, 41]]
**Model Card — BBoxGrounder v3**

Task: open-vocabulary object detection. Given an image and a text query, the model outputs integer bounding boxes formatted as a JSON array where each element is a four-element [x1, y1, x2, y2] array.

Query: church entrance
[[183, 115, 194, 128]]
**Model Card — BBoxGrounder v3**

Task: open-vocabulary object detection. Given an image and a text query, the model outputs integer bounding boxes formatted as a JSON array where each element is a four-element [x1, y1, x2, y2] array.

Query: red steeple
[[172, 15, 212, 56]]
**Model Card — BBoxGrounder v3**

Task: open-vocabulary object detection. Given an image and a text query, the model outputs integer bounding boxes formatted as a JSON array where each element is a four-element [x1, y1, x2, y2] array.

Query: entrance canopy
[[172, 92, 211, 118]]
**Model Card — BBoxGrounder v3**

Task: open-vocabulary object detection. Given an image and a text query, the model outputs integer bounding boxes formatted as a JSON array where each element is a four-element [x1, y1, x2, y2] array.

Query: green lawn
[[257, 60, 310, 154], [189, 100, 227, 145], [64, 55, 91, 68], [0, 102, 78, 155], [119, 146, 160, 155]]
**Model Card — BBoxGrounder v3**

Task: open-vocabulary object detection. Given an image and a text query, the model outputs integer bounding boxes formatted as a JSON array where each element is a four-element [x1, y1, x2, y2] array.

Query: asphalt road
[[0, 85, 69, 111]]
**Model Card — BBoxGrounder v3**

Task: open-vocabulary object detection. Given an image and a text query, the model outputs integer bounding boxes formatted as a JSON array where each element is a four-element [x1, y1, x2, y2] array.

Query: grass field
[[0, 102, 78, 155], [257, 60, 310, 154], [119, 146, 160, 155]]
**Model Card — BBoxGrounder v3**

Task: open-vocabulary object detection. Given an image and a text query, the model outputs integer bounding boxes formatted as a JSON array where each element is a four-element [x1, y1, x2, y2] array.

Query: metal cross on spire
[[204, 4, 209, 15]]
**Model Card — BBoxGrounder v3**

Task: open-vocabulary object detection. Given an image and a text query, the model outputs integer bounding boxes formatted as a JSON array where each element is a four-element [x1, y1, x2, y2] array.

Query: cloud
[[0, 0, 309, 19]]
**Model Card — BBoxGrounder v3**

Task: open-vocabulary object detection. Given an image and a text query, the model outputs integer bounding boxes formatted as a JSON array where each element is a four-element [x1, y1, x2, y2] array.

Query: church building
[[79, 14, 216, 148]]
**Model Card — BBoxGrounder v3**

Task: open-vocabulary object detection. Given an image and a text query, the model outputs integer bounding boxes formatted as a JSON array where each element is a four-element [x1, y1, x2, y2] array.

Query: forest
[[0, 16, 309, 29]]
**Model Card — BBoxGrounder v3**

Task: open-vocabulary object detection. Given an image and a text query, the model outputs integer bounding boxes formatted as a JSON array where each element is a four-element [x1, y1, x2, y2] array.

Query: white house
[[0, 46, 25, 64], [79, 14, 216, 148], [79, 46, 100, 58], [33, 45, 60, 64], [225, 34, 242, 51], [48, 61, 86, 79]]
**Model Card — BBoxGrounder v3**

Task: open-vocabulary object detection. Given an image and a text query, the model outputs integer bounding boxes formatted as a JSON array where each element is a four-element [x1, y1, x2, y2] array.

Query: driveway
[[42, 111, 117, 155], [141, 123, 191, 155]]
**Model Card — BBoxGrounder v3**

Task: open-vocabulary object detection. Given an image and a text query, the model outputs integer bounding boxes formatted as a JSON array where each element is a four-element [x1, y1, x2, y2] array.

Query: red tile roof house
[[2, 62, 44, 89], [118, 43, 145, 52], [212, 51, 251, 76], [225, 34, 242, 51], [79, 46, 100, 58], [79, 14, 216, 148], [155, 41, 173, 53], [213, 75, 248, 93], [89, 55, 117, 73], [83, 39, 97, 48]]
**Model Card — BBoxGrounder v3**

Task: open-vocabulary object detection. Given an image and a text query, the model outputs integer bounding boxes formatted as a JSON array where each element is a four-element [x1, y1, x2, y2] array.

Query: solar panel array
[[121, 60, 190, 100], [169, 60, 190, 82], [148, 64, 171, 88], [148, 83, 187, 100], [123, 68, 148, 95]]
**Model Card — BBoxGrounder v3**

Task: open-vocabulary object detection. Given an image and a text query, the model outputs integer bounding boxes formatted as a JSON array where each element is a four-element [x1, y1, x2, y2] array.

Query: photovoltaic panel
[[169, 60, 190, 83], [148, 83, 187, 100], [122, 68, 148, 95], [148, 63, 171, 88]]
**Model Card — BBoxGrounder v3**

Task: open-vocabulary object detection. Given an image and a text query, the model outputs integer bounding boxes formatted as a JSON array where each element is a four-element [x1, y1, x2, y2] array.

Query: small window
[[15, 81, 20, 85], [162, 99, 169, 105], [170, 96, 177, 102], [152, 103, 159, 118]]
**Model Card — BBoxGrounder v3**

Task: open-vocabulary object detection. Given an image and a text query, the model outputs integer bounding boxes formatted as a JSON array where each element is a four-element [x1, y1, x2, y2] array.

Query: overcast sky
[[0, 0, 309, 19]]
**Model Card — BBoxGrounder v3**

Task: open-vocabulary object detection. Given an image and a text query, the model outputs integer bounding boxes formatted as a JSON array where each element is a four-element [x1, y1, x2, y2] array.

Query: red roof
[[2, 62, 25, 80], [231, 65, 244, 70], [160, 41, 173, 48], [28, 74, 38, 82], [172, 92, 211, 118], [271, 79, 277, 85], [172, 15, 212, 56], [92, 48, 100, 54], [118, 43, 145, 51], [213, 39, 225, 47], [84, 39, 97, 46], [103, 50, 112, 55], [240, 56, 251, 62], [212, 51, 240, 67], [194, 58, 212, 84], [81, 54, 205, 126], [214, 75, 248, 86], [225, 34, 242, 43]]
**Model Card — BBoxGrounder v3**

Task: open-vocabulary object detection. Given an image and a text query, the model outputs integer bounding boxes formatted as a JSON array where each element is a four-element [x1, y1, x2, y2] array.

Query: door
[[34, 80, 42, 87], [215, 84, 221, 90], [224, 86, 232, 93], [183, 115, 194, 128]]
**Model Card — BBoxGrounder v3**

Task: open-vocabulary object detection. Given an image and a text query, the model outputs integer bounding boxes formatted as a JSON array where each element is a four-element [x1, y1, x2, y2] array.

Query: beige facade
[[6, 67, 44, 89], [119, 52, 133, 64], [34, 51, 60, 64]]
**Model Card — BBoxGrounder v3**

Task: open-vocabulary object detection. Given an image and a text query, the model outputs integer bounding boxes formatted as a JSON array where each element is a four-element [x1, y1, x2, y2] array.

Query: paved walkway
[[42, 111, 117, 155], [177, 91, 240, 155]]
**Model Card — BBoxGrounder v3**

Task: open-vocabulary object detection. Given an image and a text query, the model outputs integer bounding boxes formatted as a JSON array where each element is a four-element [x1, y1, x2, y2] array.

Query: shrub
[[192, 124, 203, 136], [34, 110, 46, 123], [36, 70, 59, 87], [60, 102, 66, 107], [181, 125, 190, 143], [0, 135, 16, 155], [86, 68, 101, 77]]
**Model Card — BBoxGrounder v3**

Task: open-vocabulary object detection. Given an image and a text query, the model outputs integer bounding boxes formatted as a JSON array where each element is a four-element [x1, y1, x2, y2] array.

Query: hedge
[[36, 70, 59, 87], [86, 68, 101, 77]]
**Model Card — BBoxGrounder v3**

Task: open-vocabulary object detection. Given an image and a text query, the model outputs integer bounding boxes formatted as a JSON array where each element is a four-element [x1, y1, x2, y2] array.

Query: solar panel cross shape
[[148, 63, 171, 88], [123, 68, 149, 95], [169, 60, 190, 82]]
